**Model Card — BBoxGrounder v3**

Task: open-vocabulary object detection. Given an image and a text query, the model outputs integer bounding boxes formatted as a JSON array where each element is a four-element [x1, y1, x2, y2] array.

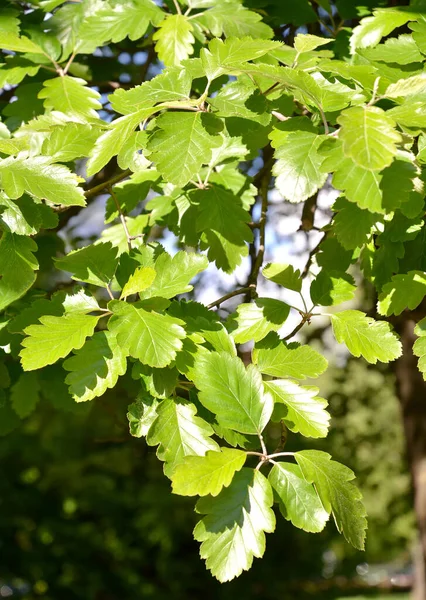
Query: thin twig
[[302, 232, 325, 279], [85, 169, 132, 199], [106, 284, 114, 300], [258, 433, 268, 457], [109, 186, 132, 252], [283, 316, 308, 341], [63, 51, 77, 75], [207, 286, 254, 309]]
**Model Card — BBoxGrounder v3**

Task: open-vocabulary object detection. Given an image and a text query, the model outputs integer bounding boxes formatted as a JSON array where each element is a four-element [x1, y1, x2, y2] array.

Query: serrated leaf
[[265, 379, 330, 438], [147, 112, 222, 187], [153, 14, 194, 67], [269, 463, 329, 533], [1, 32, 44, 54], [108, 300, 186, 368], [333, 199, 378, 249], [63, 331, 127, 402], [110, 67, 191, 115], [296, 450, 367, 550], [141, 251, 208, 299], [42, 123, 100, 162], [127, 394, 160, 438], [20, 313, 100, 371], [337, 106, 401, 171], [192, 185, 253, 273], [262, 263, 302, 292], [0, 233, 38, 312], [147, 397, 219, 476], [377, 271, 426, 316], [409, 17, 426, 54], [350, 8, 417, 52], [294, 34, 332, 54], [360, 34, 423, 65], [310, 271, 356, 307], [192, 351, 273, 435], [86, 109, 153, 177], [0, 194, 42, 236], [0, 156, 85, 207], [55, 242, 118, 287], [194, 3, 273, 39], [79, 0, 164, 45], [273, 132, 327, 203], [209, 81, 270, 126], [194, 469, 275, 583], [253, 334, 328, 380], [11, 372, 41, 418], [172, 448, 246, 497], [230, 298, 290, 344], [38, 76, 102, 119], [120, 266, 156, 298], [331, 309, 402, 364]]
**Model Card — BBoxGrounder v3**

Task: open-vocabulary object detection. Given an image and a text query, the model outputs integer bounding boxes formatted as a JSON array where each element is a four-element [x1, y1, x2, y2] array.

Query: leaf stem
[[283, 316, 308, 341], [106, 284, 114, 300], [108, 186, 132, 252], [266, 451, 295, 460], [207, 286, 255, 309], [172, 0, 182, 14]]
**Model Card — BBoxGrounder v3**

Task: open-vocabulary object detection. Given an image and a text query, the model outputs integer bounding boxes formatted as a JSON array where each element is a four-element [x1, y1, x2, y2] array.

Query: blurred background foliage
[[0, 356, 414, 599]]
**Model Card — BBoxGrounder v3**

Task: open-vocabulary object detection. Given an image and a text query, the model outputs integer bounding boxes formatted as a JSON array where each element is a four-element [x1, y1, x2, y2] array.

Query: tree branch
[[84, 169, 132, 199], [207, 286, 255, 309]]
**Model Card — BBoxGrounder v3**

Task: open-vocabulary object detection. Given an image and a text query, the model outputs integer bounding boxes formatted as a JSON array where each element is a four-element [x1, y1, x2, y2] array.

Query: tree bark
[[394, 315, 426, 600]]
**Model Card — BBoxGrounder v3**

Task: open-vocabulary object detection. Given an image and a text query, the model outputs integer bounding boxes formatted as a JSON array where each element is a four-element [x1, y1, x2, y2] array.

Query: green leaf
[[147, 397, 219, 476], [147, 112, 222, 187], [79, 0, 164, 45], [0, 156, 85, 207], [269, 463, 329, 533], [120, 266, 156, 298], [110, 67, 191, 115], [11, 372, 41, 418], [230, 298, 290, 344], [1, 32, 44, 54], [0, 233, 38, 312], [63, 331, 127, 402], [262, 263, 302, 292], [333, 199, 378, 249], [86, 109, 153, 177], [208, 81, 270, 126], [409, 17, 426, 53], [153, 14, 194, 67], [273, 132, 327, 203], [127, 394, 160, 438], [191, 185, 253, 273], [55, 242, 118, 287], [360, 34, 423, 65], [331, 309, 402, 364], [264, 379, 330, 439], [294, 34, 332, 54], [192, 351, 273, 435], [350, 8, 418, 52], [388, 101, 426, 129], [194, 3, 273, 39], [42, 123, 100, 162], [337, 106, 401, 171], [414, 317, 426, 380], [295, 450, 367, 550], [377, 271, 426, 316], [0, 193, 47, 236], [194, 469, 275, 582], [108, 300, 186, 368], [141, 251, 208, 299], [310, 271, 356, 307], [38, 76, 102, 119], [20, 313, 100, 371], [172, 448, 247, 497], [253, 334, 328, 380]]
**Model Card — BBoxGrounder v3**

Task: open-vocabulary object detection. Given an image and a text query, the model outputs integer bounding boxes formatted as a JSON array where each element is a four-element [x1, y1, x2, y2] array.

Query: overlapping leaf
[[194, 469, 275, 582]]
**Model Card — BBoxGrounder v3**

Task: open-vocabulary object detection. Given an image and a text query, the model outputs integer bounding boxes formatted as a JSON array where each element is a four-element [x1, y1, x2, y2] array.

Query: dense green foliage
[[0, 0, 424, 584]]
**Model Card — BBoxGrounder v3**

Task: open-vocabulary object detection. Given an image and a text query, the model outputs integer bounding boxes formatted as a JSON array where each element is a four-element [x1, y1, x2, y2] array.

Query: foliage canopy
[[1, 0, 425, 583]]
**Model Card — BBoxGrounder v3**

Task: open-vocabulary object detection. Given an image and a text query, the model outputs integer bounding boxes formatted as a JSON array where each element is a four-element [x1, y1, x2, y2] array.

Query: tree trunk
[[394, 315, 426, 600]]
